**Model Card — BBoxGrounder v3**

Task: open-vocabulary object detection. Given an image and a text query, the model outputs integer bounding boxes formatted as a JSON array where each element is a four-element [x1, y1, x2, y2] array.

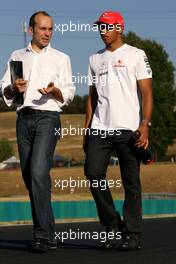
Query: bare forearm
[[136, 78, 153, 148], [84, 96, 93, 129], [84, 86, 98, 128], [138, 78, 153, 122], [141, 88, 153, 121], [83, 93, 94, 152], [4, 85, 14, 99]]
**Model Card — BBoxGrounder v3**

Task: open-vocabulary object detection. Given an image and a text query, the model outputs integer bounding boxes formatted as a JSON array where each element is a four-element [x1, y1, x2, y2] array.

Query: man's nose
[[101, 30, 109, 36], [45, 29, 51, 36]]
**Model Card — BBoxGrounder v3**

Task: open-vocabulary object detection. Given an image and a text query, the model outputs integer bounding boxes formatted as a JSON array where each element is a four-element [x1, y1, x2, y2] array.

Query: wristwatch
[[141, 119, 152, 128]]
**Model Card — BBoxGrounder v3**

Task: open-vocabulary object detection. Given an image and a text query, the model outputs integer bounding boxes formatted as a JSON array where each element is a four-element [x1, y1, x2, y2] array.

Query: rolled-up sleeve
[[1, 56, 15, 107], [58, 55, 75, 106]]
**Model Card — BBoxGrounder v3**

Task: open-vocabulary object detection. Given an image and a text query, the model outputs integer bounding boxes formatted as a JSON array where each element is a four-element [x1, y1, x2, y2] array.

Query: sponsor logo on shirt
[[144, 56, 151, 68], [113, 59, 126, 67], [99, 62, 108, 76], [144, 56, 152, 74], [99, 71, 108, 76]]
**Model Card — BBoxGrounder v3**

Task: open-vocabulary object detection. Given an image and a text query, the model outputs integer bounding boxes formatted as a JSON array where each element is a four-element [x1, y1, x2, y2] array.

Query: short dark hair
[[29, 11, 51, 28]]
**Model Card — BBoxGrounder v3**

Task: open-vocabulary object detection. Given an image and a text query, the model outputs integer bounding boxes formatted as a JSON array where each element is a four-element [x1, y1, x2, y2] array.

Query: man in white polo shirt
[[1, 11, 75, 252], [84, 11, 153, 250]]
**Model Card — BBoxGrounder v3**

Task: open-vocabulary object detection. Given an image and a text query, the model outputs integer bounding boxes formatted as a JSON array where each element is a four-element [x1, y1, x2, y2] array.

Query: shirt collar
[[26, 42, 51, 53]]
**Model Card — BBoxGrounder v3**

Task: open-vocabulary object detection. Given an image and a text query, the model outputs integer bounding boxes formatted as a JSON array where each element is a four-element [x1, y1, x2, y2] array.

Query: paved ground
[[0, 218, 176, 264]]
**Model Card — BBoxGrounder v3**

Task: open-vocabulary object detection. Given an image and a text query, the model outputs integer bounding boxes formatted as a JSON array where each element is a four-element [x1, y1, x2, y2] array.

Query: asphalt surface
[[0, 218, 176, 264]]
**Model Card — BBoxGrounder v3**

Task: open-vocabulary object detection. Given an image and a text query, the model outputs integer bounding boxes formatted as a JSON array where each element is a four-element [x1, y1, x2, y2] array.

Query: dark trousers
[[84, 130, 142, 236], [16, 110, 60, 240]]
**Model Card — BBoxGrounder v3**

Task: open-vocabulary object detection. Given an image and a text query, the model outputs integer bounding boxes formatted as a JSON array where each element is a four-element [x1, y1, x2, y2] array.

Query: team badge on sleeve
[[144, 56, 151, 74]]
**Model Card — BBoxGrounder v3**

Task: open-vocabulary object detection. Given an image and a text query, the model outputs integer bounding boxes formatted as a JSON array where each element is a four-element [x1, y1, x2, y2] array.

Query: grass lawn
[[0, 112, 85, 161], [0, 163, 176, 198], [0, 112, 176, 199]]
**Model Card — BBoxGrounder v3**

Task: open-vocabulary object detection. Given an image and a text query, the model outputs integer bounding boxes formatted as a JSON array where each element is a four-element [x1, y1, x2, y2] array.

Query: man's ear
[[28, 26, 33, 36]]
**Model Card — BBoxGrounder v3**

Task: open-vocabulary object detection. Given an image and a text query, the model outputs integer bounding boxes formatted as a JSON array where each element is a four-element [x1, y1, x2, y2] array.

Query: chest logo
[[99, 62, 108, 76], [113, 59, 126, 68]]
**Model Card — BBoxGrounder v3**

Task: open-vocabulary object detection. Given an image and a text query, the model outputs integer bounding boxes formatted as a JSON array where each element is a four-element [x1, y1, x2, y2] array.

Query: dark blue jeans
[[84, 130, 142, 236], [16, 110, 60, 240]]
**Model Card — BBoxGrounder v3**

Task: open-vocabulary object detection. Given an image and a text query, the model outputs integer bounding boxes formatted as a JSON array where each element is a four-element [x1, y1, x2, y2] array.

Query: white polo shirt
[[88, 43, 152, 131]]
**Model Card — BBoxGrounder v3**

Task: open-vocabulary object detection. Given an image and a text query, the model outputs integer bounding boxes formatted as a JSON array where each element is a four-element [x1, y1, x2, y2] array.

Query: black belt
[[18, 107, 55, 115]]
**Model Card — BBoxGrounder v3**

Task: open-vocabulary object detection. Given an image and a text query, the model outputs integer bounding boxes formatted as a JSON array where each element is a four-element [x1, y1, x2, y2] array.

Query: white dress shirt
[[1, 43, 75, 112]]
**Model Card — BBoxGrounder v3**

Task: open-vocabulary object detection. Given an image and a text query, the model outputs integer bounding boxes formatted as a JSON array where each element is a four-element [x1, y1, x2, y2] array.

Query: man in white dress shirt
[[84, 11, 153, 250], [1, 11, 75, 252]]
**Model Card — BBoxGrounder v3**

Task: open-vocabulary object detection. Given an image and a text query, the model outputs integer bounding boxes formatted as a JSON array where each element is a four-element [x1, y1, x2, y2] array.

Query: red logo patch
[[113, 59, 125, 67]]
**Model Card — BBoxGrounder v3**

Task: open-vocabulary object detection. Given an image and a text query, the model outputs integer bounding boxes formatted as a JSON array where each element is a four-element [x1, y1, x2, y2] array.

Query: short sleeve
[[135, 49, 152, 80], [88, 56, 96, 86]]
